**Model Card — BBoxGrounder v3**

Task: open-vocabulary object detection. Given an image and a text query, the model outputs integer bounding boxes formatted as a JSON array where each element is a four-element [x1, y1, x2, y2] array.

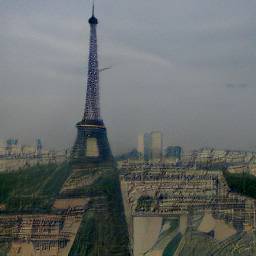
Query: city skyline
[[1, 0, 256, 153], [1, 3, 256, 255]]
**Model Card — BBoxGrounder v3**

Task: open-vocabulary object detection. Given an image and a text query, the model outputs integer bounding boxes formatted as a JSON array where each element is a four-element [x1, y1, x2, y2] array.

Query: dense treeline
[[135, 195, 154, 212], [224, 170, 256, 198], [0, 163, 71, 212]]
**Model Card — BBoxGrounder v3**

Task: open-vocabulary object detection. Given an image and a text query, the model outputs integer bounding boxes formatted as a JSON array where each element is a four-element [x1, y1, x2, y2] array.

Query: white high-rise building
[[150, 131, 163, 161], [137, 131, 163, 161], [137, 134, 144, 155]]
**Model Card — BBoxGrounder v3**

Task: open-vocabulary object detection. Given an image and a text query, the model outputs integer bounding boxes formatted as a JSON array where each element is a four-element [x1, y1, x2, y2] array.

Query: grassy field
[[0, 163, 72, 212], [0, 163, 130, 255], [163, 233, 182, 256], [69, 168, 130, 256], [0, 242, 9, 256]]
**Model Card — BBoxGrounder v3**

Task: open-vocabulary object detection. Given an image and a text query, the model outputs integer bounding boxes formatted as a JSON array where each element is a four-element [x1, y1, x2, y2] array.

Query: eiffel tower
[[71, 5, 113, 165]]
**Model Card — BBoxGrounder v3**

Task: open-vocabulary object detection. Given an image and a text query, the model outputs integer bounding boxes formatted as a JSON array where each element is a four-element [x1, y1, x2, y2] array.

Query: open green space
[[0, 163, 72, 212], [69, 168, 130, 256], [167, 218, 179, 233], [163, 232, 182, 256], [0, 242, 9, 256], [0, 163, 130, 255]]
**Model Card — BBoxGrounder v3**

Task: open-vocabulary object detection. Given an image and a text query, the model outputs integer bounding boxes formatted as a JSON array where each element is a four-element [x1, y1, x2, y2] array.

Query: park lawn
[[0, 163, 71, 212], [163, 233, 182, 256]]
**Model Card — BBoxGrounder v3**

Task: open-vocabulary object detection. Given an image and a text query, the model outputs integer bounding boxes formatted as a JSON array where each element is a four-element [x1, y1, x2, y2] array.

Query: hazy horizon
[[1, 0, 256, 154]]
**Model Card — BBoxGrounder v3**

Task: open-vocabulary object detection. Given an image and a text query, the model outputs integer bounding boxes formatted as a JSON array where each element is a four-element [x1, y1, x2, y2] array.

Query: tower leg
[[71, 124, 113, 166]]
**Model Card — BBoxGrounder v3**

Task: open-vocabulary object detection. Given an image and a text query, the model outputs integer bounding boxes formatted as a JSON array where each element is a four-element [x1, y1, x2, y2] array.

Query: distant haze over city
[[1, 0, 256, 154]]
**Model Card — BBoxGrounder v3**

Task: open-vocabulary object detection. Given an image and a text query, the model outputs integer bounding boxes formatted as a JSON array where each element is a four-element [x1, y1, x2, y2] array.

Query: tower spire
[[92, 2, 95, 17]]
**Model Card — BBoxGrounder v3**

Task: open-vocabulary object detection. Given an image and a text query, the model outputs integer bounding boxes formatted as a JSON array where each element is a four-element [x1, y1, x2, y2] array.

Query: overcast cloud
[[0, 0, 256, 153]]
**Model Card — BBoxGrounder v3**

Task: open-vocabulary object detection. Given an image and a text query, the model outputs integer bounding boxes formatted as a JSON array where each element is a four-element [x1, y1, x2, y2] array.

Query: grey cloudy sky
[[0, 0, 256, 153]]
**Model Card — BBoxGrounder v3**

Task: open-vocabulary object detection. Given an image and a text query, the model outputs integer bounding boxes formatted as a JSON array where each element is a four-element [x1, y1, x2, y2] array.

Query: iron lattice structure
[[71, 7, 113, 164], [84, 9, 100, 121]]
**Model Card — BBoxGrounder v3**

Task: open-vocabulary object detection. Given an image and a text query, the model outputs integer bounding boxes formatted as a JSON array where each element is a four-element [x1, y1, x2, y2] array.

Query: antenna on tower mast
[[89, 0, 95, 15], [92, 1, 95, 16]]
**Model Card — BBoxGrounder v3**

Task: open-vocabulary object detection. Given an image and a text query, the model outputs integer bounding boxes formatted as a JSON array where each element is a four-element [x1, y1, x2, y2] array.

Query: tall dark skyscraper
[[71, 6, 113, 164]]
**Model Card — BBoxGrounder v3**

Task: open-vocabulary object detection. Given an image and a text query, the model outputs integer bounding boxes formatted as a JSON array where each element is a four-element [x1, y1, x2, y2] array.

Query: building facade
[[150, 131, 163, 161], [137, 131, 163, 162]]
